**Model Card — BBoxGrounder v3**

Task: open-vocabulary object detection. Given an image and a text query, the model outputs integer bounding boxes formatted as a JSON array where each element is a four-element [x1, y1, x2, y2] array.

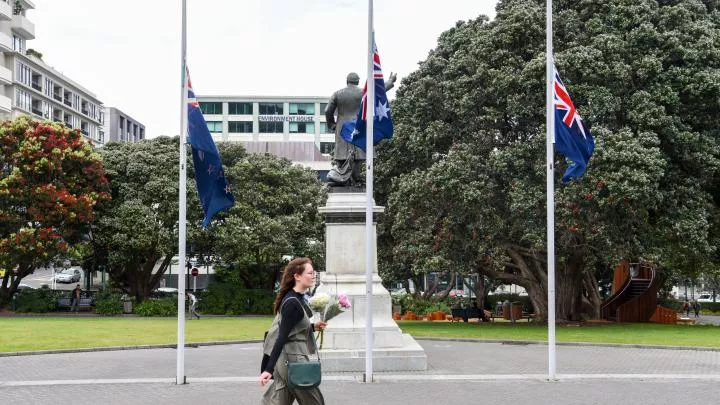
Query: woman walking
[[259, 257, 327, 405]]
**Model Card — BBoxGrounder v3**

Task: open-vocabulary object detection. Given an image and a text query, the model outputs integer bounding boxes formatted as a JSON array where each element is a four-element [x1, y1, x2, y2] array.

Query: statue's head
[[346, 72, 360, 85]]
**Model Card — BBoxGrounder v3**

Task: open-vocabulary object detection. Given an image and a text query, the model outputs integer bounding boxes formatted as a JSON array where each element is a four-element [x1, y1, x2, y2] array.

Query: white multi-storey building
[[196, 95, 334, 175], [0, 0, 105, 146], [103, 107, 145, 143]]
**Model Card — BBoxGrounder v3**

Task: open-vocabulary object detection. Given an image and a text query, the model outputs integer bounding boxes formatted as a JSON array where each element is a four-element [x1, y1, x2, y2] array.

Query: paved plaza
[[2, 339, 719, 404]]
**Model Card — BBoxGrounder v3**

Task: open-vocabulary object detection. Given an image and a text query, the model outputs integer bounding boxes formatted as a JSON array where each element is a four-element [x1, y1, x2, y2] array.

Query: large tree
[[94, 137, 203, 301], [376, 0, 720, 321], [212, 153, 326, 290], [0, 118, 109, 307]]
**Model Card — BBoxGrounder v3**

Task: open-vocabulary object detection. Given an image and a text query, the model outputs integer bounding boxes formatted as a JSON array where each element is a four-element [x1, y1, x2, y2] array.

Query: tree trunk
[[435, 272, 456, 300], [473, 275, 487, 310]]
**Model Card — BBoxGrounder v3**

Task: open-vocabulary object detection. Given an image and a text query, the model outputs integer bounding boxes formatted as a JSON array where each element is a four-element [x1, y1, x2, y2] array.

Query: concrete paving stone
[[1, 380, 717, 405]]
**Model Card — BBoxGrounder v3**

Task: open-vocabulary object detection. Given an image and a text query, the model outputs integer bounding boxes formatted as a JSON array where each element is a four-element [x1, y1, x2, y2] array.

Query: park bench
[[56, 297, 94, 311], [677, 317, 696, 325]]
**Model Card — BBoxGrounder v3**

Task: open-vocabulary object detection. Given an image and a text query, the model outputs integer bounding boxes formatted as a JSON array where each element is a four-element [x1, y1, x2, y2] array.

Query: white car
[[697, 294, 716, 303], [55, 268, 82, 283]]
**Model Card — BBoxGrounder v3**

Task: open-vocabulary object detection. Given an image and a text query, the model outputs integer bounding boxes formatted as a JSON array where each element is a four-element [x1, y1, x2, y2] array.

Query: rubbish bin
[[123, 300, 133, 314], [502, 302, 522, 321]]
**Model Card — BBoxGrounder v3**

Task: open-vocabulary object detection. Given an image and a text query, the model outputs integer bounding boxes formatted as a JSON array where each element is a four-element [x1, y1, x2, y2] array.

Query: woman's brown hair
[[273, 257, 312, 314]]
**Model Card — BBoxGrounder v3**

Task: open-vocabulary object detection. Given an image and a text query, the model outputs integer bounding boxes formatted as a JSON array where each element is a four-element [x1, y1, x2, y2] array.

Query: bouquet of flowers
[[307, 292, 352, 348]]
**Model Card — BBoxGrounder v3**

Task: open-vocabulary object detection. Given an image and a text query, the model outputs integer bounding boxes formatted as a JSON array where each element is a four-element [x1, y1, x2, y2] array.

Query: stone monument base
[[317, 190, 427, 372]]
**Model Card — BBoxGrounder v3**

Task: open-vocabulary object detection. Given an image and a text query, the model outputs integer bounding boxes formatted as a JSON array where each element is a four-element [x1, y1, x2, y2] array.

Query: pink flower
[[338, 294, 351, 309]]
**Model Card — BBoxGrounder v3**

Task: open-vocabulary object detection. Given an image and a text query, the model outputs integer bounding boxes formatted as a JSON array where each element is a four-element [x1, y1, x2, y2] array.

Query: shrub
[[14, 286, 57, 313], [135, 297, 177, 317], [94, 289, 124, 316], [197, 283, 273, 315]]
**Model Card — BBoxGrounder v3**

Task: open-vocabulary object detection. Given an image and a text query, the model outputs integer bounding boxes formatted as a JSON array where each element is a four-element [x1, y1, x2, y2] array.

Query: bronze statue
[[325, 72, 397, 187]]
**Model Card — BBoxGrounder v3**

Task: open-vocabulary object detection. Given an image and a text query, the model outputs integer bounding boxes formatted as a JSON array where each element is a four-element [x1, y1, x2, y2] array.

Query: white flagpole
[[176, 0, 188, 386], [364, 0, 376, 384], [545, 0, 557, 381]]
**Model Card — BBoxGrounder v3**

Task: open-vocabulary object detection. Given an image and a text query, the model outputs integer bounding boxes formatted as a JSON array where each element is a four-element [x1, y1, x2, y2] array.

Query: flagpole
[[545, 0, 557, 381], [176, 0, 188, 386], [364, 0, 376, 384]]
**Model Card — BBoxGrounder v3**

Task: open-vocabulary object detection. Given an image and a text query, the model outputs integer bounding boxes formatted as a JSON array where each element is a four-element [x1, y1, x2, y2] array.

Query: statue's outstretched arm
[[384, 72, 397, 91]]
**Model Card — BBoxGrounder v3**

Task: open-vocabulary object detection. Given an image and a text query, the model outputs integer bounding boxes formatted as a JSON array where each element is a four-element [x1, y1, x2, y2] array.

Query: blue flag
[[186, 69, 235, 227], [554, 67, 594, 183], [340, 38, 393, 151]]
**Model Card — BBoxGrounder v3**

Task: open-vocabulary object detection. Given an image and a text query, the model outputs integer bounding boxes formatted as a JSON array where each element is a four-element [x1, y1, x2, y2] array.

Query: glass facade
[[320, 103, 328, 115], [289, 122, 315, 134], [228, 102, 253, 115], [320, 122, 332, 134], [199, 102, 223, 115], [259, 121, 283, 133], [206, 121, 223, 132], [289, 103, 314, 115], [320, 142, 334, 155], [229, 121, 253, 133], [259, 103, 283, 115]]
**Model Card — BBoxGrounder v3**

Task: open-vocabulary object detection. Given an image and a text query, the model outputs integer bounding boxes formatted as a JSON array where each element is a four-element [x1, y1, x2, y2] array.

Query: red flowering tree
[[0, 117, 110, 308]]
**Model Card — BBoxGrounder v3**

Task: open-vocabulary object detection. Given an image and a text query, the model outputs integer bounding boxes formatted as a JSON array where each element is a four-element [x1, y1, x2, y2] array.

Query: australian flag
[[340, 38, 393, 151], [186, 68, 235, 227], [554, 67, 595, 183]]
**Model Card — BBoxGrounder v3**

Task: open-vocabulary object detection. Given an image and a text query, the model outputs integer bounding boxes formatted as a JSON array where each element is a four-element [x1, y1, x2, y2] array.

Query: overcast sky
[[30, 1, 497, 137]]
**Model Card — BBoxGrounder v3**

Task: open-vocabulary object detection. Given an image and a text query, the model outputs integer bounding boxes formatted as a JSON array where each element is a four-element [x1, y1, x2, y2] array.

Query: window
[[320, 142, 334, 155], [289, 122, 315, 134], [16, 62, 31, 86], [320, 103, 328, 115], [205, 121, 223, 133], [289, 103, 314, 115], [259, 103, 283, 115], [320, 122, 333, 134], [12, 35, 25, 53], [119, 117, 124, 132], [44, 78, 53, 98], [228, 102, 252, 115], [229, 121, 253, 133], [14, 89, 31, 111], [199, 102, 222, 115], [139, 128, 144, 140], [259, 122, 283, 133]]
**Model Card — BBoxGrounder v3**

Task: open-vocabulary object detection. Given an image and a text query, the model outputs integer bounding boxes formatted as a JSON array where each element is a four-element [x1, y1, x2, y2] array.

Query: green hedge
[[197, 283, 274, 315], [135, 297, 177, 317], [94, 289, 124, 316], [13, 287, 58, 313]]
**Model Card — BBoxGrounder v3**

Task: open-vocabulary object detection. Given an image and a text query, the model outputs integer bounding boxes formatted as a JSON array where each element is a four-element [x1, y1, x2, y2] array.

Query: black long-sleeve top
[[262, 290, 312, 374]]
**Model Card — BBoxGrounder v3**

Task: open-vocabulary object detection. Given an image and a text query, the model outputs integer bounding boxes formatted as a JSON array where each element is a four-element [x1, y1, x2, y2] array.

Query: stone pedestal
[[316, 191, 427, 372]]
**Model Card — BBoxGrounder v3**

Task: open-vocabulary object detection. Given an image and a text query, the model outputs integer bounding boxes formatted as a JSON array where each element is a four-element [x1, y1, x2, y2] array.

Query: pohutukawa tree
[[0, 118, 110, 307], [376, 0, 720, 321]]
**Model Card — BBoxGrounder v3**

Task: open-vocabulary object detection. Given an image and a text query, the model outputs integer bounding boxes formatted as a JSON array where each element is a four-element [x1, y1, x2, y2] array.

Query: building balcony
[[0, 65, 11, 85], [11, 14, 34, 40], [53, 93, 62, 102], [31, 82, 41, 92], [31, 107, 42, 117], [0, 31, 12, 52], [0, 1, 12, 21], [0, 94, 10, 112], [63, 99, 72, 107]]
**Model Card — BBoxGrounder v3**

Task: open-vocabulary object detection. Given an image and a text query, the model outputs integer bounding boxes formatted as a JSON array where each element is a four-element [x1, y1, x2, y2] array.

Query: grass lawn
[[1, 317, 718, 352], [397, 321, 720, 348], [0, 317, 272, 352]]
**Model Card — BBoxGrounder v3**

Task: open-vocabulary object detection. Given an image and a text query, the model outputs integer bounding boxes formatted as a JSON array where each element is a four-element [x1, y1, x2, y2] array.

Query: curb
[[0, 340, 263, 358], [2, 337, 719, 358], [415, 337, 720, 352]]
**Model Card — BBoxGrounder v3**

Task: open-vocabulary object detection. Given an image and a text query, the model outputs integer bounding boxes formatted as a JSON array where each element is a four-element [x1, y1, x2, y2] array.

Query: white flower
[[308, 293, 330, 312]]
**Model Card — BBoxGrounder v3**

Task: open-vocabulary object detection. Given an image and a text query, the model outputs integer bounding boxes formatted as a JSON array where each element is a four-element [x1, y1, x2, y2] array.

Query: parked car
[[55, 268, 82, 283], [16, 283, 35, 290], [697, 294, 717, 303]]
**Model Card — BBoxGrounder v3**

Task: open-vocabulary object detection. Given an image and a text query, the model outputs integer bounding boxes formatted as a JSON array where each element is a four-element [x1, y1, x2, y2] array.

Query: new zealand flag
[[340, 38, 393, 151], [186, 68, 235, 226], [554, 66, 595, 183]]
